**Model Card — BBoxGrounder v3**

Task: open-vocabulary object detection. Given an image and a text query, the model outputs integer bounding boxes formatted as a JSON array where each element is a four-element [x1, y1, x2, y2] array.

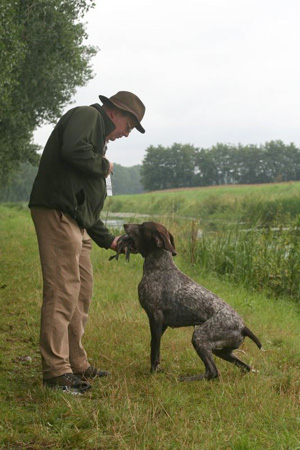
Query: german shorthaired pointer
[[121, 222, 261, 381]]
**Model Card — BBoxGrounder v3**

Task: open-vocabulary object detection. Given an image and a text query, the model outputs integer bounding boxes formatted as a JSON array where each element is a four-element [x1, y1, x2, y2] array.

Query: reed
[[192, 215, 300, 300]]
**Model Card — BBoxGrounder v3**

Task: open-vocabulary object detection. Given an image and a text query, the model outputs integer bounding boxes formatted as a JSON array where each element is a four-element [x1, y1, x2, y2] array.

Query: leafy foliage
[[0, 163, 38, 202], [141, 140, 300, 191], [0, 162, 144, 202], [0, 0, 97, 186], [112, 164, 144, 195], [141, 143, 198, 191]]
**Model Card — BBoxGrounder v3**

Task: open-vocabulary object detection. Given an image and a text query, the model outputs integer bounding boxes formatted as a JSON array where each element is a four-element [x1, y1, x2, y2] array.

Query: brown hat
[[99, 91, 146, 133]]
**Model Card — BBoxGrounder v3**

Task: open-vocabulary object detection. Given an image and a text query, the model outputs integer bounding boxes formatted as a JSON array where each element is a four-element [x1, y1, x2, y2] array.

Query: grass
[[106, 181, 300, 301], [1, 203, 300, 449], [106, 180, 300, 229], [191, 217, 300, 301]]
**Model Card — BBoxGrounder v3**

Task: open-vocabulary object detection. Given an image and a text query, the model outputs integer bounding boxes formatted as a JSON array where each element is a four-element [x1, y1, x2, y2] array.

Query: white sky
[[34, 0, 300, 167]]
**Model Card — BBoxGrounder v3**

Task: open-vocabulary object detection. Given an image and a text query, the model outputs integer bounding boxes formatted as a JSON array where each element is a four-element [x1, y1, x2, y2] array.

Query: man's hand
[[110, 235, 120, 251], [109, 234, 136, 262]]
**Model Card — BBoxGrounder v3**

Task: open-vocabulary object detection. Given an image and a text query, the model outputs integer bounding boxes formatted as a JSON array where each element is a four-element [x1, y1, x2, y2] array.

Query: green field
[[106, 181, 300, 228], [1, 187, 300, 449], [107, 181, 300, 301]]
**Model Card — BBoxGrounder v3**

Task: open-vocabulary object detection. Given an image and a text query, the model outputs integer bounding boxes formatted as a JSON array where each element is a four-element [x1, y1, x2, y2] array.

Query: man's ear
[[103, 104, 120, 120], [108, 109, 118, 120]]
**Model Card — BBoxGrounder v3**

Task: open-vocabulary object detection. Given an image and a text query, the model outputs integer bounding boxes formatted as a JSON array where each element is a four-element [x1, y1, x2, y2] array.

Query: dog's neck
[[143, 249, 175, 272]]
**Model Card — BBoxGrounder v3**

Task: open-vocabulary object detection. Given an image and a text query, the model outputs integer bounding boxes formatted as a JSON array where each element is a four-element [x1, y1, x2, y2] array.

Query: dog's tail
[[242, 326, 262, 349]]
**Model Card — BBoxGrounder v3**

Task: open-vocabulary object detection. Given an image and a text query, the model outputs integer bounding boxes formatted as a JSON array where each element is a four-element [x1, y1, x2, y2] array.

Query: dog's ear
[[153, 226, 177, 256], [168, 231, 176, 254]]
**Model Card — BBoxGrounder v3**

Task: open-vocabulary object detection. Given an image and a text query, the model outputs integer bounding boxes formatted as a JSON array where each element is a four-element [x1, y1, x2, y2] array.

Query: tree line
[[0, 163, 144, 202], [2, 139, 299, 202], [140, 141, 300, 191]]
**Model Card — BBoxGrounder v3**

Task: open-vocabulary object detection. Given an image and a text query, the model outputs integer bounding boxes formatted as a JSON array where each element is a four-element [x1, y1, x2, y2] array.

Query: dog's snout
[[123, 223, 139, 235]]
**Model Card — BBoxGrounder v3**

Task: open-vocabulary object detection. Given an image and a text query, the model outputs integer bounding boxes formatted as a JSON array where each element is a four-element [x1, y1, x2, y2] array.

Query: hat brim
[[99, 95, 145, 134]]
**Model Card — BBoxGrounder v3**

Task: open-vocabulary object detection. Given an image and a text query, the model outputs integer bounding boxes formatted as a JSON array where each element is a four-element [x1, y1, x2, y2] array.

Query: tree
[[140, 146, 168, 191], [0, 162, 38, 202], [0, 0, 97, 186], [112, 164, 144, 195], [234, 144, 265, 184], [262, 140, 300, 182], [140, 143, 197, 191], [194, 148, 218, 186], [0, 161, 145, 202]]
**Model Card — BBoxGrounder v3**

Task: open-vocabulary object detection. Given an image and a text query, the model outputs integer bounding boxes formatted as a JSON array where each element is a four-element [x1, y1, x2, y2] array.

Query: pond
[[101, 212, 154, 232]]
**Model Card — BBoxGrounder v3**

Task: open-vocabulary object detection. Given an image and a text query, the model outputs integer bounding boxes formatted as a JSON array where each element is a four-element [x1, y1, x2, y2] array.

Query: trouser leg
[[69, 231, 93, 373], [31, 208, 92, 379]]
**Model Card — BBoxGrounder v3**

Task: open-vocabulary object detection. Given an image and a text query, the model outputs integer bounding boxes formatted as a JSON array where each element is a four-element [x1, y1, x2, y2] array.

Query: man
[[29, 91, 146, 394]]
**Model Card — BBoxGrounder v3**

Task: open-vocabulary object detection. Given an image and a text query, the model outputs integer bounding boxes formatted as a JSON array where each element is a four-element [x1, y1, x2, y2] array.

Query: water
[[104, 219, 124, 229]]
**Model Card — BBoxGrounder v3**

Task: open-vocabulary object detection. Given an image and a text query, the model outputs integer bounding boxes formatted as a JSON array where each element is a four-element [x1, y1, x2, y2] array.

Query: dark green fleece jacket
[[29, 104, 116, 249]]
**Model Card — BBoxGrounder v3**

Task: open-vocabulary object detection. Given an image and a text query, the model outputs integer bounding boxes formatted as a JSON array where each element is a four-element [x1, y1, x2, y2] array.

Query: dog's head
[[123, 222, 177, 258]]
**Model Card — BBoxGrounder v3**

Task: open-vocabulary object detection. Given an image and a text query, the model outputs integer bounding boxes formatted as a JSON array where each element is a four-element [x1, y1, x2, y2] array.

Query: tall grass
[[106, 181, 300, 229], [190, 215, 300, 300], [104, 182, 300, 301]]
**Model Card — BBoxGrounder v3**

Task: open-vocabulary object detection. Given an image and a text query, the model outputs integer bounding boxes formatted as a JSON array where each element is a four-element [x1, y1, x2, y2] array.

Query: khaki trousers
[[31, 208, 93, 379]]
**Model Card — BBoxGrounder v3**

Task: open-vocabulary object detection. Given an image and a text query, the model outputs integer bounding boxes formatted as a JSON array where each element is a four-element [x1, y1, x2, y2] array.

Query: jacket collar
[[90, 103, 115, 138]]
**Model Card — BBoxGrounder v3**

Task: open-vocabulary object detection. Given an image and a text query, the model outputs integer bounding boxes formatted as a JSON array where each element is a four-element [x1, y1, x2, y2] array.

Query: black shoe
[[43, 373, 91, 394], [74, 365, 110, 380]]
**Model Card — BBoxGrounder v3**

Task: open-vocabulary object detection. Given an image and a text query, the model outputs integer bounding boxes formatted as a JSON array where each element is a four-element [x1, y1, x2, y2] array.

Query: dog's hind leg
[[148, 312, 167, 373], [213, 348, 251, 372], [180, 329, 219, 381]]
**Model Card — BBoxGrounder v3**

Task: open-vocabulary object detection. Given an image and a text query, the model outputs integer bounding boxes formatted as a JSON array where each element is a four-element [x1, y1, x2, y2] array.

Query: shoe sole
[[44, 384, 91, 395]]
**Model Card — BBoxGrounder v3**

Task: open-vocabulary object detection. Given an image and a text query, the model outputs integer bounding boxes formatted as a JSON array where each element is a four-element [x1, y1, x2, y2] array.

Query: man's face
[[106, 112, 135, 142]]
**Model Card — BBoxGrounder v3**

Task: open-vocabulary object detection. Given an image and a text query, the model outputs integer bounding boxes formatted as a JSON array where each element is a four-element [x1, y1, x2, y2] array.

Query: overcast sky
[[34, 0, 300, 167]]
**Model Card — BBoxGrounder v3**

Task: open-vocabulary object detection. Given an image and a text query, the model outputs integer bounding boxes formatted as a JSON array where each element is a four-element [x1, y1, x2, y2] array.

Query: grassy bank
[[1, 204, 300, 449], [106, 181, 300, 228], [105, 182, 300, 301]]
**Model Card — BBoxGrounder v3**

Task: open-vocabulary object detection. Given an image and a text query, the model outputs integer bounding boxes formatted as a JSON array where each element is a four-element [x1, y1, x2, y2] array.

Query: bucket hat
[[99, 91, 146, 133]]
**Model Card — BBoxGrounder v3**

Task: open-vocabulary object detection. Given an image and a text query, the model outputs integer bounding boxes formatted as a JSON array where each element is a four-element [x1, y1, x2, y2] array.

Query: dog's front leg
[[148, 312, 167, 373]]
